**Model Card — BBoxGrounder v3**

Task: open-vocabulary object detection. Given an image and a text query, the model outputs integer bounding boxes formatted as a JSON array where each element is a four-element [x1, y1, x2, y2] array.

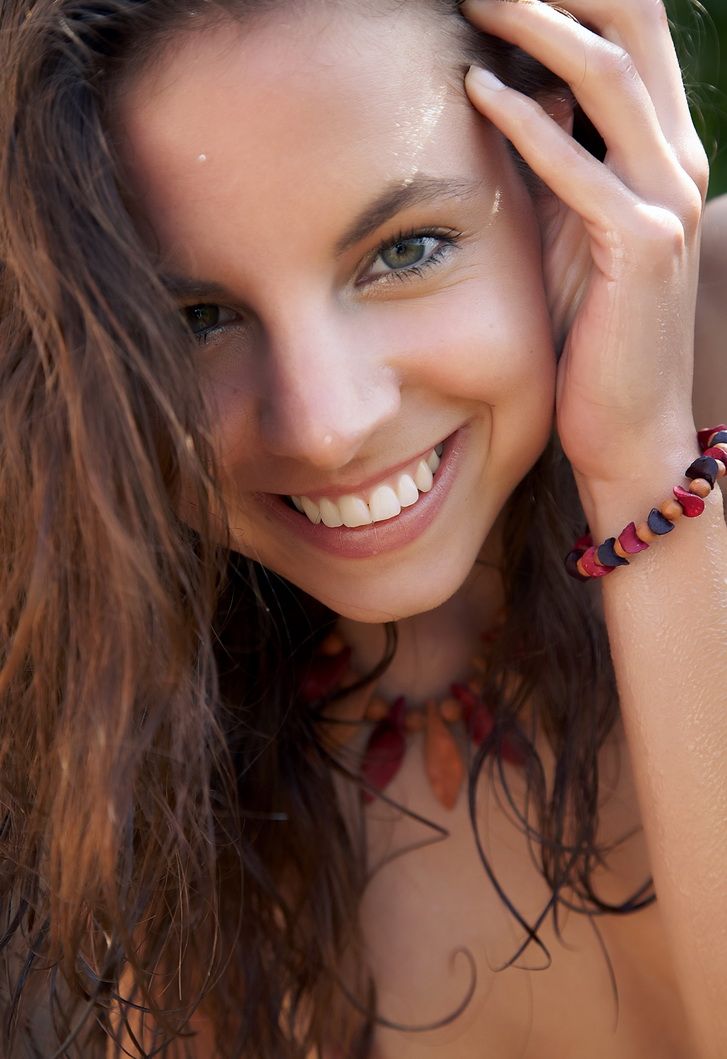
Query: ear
[[529, 91, 576, 227], [528, 93, 591, 350], [543, 91, 576, 136]]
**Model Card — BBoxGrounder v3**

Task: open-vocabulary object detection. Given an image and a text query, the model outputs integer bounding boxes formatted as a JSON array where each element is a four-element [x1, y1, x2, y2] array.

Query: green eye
[[184, 304, 220, 335], [363, 229, 461, 286], [379, 238, 428, 270]]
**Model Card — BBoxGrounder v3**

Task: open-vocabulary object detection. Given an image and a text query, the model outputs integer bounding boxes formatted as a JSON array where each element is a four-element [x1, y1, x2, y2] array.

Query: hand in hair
[[462, 0, 709, 497]]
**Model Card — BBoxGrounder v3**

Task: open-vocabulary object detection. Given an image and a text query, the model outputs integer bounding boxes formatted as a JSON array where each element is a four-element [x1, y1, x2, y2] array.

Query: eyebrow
[[158, 174, 481, 302]]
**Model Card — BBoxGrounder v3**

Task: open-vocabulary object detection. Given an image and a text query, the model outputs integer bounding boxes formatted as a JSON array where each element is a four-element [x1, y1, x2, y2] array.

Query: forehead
[[115, 5, 486, 272]]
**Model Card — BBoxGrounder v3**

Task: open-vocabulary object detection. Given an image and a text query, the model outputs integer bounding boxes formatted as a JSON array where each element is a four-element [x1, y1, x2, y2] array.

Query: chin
[[286, 545, 486, 624]]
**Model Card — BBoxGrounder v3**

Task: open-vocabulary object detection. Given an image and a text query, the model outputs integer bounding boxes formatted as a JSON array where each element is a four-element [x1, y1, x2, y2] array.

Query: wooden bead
[[596, 538, 629, 568], [320, 631, 347, 656], [674, 485, 706, 516], [660, 498, 683, 522], [404, 707, 426, 733], [635, 521, 660, 544], [365, 696, 390, 722], [619, 521, 650, 554], [439, 698, 463, 724], [687, 478, 712, 499], [703, 447, 727, 477]]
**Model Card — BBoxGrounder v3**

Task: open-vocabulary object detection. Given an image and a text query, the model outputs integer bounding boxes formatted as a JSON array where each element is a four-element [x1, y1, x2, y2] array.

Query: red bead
[[451, 682, 481, 711], [574, 532, 594, 551], [451, 683, 495, 746], [618, 522, 650, 554], [673, 485, 706, 517], [361, 720, 406, 803], [703, 446, 727, 471], [579, 546, 615, 578], [299, 646, 352, 702], [565, 549, 590, 581], [501, 734, 527, 768], [697, 424, 727, 450], [469, 703, 495, 746]]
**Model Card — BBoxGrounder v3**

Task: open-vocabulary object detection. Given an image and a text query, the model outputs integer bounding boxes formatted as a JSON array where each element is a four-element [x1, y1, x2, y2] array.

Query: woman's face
[[117, 3, 557, 623]]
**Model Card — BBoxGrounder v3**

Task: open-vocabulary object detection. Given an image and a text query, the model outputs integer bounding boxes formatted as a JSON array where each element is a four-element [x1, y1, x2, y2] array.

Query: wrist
[[566, 425, 727, 581], [573, 446, 699, 540]]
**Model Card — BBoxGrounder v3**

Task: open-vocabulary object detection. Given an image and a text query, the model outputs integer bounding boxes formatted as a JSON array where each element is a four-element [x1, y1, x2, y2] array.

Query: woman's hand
[[460, 0, 710, 489]]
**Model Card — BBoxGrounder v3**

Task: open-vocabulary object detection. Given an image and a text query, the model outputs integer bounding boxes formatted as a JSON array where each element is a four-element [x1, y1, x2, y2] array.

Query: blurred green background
[[670, 0, 726, 199]]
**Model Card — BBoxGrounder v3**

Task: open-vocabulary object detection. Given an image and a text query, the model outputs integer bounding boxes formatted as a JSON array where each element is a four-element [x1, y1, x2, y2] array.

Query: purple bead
[[596, 538, 629, 568], [685, 456, 718, 488], [647, 508, 675, 535]]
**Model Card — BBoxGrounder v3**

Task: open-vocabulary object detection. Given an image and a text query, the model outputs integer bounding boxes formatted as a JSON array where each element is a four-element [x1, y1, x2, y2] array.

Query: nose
[[259, 313, 401, 470]]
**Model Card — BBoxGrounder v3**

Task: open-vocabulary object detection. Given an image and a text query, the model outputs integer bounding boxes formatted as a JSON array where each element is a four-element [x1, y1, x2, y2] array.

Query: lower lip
[[255, 427, 468, 560]]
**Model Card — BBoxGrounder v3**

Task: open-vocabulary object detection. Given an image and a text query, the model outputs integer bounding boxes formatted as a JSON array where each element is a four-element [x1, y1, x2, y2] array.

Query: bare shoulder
[[694, 195, 727, 432]]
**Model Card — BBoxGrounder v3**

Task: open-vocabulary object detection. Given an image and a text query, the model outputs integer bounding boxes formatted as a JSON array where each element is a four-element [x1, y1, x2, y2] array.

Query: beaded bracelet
[[565, 425, 727, 581]]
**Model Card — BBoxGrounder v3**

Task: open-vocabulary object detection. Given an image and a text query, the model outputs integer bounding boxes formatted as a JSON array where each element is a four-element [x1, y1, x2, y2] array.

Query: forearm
[[578, 450, 727, 1059]]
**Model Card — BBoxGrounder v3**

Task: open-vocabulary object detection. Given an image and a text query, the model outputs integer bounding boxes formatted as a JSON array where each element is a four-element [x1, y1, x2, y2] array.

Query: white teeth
[[291, 441, 445, 527], [369, 484, 401, 523], [300, 497, 322, 525], [396, 473, 419, 507], [339, 495, 373, 528], [414, 459, 434, 492], [426, 448, 441, 473], [319, 497, 343, 527]]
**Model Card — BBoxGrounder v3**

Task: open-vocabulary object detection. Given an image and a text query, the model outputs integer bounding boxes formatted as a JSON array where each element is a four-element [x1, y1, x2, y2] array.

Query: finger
[[459, 0, 695, 213], [464, 66, 685, 265], [562, 0, 687, 133], [559, 0, 709, 193]]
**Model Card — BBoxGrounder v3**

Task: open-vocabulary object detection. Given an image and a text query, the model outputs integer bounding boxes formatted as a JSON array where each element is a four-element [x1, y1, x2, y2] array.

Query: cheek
[[381, 280, 556, 405]]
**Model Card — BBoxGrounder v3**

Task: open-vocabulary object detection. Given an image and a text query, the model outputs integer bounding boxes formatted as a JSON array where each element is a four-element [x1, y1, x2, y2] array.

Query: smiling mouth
[[285, 443, 445, 528]]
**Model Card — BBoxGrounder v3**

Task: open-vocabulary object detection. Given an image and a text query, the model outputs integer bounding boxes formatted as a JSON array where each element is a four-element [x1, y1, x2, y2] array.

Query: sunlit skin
[[116, 4, 557, 648], [106, 0, 727, 1053]]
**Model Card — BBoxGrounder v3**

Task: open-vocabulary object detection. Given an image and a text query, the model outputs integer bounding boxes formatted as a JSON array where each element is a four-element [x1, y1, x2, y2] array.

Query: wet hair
[[0, 1, 658, 1056]]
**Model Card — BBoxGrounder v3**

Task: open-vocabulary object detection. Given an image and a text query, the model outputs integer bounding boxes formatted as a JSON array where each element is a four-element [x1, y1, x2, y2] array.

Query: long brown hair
[[0, 1, 664, 1055]]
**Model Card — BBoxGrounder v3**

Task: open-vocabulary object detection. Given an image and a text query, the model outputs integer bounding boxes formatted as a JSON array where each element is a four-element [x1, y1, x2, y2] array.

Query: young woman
[[1, 0, 726, 1056]]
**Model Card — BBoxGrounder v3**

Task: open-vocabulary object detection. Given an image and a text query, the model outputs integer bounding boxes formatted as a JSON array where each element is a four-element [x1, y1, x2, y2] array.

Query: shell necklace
[[300, 628, 526, 811]]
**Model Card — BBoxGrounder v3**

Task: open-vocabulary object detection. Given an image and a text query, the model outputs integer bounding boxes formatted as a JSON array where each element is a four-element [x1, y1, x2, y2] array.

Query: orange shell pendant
[[423, 699, 465, 810]]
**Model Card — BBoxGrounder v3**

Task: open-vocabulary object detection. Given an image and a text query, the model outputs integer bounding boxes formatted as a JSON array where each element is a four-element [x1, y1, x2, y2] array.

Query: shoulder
[[694, 195, 727, 436]]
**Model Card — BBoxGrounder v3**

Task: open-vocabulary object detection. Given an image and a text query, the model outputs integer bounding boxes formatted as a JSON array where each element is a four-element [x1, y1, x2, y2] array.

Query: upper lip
[[272, 436, 448, 502]]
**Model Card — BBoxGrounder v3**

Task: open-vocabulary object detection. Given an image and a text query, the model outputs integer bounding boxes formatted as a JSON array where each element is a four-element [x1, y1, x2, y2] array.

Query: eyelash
[[361, 226, 461, 287], [185, 226, 462, 345]]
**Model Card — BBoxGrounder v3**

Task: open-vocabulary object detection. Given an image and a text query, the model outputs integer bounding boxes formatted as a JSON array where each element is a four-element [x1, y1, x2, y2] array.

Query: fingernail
[[466, 64, 507, 91]]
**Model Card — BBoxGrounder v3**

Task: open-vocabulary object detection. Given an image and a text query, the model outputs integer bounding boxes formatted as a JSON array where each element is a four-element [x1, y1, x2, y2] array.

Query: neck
[[336, 521, 505, 704]]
